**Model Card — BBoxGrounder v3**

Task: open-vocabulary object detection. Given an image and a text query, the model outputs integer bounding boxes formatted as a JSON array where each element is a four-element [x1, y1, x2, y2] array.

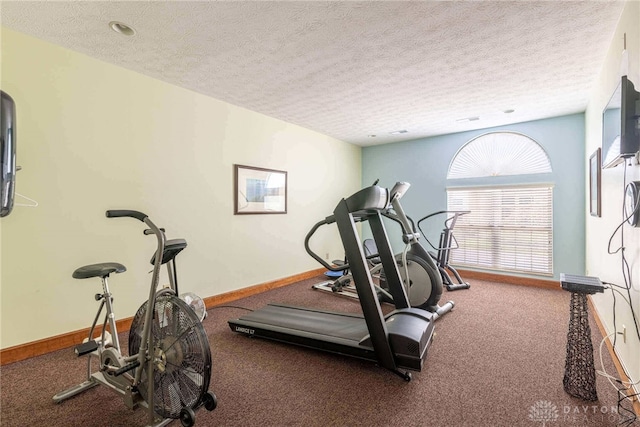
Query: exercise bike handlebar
[[106, 210, 148, 222], [105, 209, 167, 390], [107, 211, 166, 238]]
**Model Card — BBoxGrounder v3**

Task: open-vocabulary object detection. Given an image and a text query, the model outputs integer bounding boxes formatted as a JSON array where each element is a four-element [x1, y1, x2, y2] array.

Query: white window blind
[[447, 132, 552, 179], [447, 185, 553, 275]]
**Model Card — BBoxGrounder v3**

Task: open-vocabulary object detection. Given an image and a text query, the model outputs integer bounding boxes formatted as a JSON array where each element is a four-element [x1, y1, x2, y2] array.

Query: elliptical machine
[[308, 182, 454, 319], [417, 211, 471, 291]]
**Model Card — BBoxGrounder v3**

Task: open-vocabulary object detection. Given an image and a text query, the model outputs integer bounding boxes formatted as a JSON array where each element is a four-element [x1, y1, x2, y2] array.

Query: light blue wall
[[362, 114, 586, 280]]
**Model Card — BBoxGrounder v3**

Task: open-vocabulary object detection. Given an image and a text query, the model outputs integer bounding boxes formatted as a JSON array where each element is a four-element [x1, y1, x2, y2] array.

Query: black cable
[[616, 387, 638, 426], [608, 286, 640, 344], [612, 287, 618, 347], [608, 220, 629, 254], [604, 159, 640, 379], [604, 281, 630, 289], [606, 162, 640, 255], [620, 249, 640, 343], [610, 287, 632, 306]]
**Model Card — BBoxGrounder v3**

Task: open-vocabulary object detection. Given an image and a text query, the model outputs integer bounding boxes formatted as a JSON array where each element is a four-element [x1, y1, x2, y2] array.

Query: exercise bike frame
[[131, 212, 166, 423], [53, 210, 212, 427]]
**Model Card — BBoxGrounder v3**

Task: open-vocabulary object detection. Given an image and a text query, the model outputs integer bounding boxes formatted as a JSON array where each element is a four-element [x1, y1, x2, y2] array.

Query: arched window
[[446, 132, 554, 276], [447, 132, 552, 179]]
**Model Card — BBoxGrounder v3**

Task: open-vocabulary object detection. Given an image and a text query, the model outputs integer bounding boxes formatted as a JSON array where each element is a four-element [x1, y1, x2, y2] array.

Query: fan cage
[[129, 293, 212, 419]]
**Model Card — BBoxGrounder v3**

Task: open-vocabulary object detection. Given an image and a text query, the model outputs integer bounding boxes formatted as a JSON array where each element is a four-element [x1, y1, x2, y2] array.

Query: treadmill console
[[344, 185, 389, 214]]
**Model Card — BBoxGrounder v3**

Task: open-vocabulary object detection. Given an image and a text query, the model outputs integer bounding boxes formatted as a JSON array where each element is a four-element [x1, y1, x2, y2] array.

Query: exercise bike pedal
[[75, 340, 99, 357]]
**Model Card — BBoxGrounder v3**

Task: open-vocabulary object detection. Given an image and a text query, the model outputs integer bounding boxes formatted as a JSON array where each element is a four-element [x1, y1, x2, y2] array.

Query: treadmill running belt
[[236, 304, 370, 342]]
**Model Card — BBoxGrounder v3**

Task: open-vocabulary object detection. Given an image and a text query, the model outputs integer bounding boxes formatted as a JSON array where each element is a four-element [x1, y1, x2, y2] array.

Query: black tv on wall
[[1, 90, 17, 217], [602, 75, 640, 169]]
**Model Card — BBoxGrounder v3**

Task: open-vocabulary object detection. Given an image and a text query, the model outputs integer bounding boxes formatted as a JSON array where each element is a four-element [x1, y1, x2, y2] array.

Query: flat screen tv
[[602, 75, 640, 169], [1, 90, 17, 217]]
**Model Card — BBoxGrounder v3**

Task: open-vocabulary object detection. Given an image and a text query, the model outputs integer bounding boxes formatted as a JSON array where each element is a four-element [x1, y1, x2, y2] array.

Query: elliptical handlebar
[[382, 211, 417, 236], [417, 210, 470, 231], [304, 218, 343, 272], [416, 210, 470, 252], [305, 215, 379, 272], [443, 210, 470, 229], [389, 181, 410, 202]]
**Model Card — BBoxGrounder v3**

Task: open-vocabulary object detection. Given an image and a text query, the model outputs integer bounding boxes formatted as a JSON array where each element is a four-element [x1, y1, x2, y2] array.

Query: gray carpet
[[1, 276, 637, 426]]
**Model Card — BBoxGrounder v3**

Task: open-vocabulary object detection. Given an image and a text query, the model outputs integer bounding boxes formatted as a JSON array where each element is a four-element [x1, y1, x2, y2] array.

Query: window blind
[[447, 185, 553, 275], [447, 132, 552, 179]]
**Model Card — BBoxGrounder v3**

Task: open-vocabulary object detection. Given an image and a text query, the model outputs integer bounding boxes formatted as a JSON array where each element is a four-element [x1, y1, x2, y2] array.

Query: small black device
[[560, 273, 605, 294]]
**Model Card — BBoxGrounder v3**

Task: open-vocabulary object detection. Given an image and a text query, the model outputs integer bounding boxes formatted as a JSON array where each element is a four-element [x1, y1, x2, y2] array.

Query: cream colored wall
[[0, 28, 361, 349], [585, 1, 640, 395]]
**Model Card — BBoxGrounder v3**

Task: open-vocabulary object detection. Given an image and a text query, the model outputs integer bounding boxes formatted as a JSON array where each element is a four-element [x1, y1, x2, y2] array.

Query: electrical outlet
[[325, 253, 329, 260], [622, 325, 627, 343]]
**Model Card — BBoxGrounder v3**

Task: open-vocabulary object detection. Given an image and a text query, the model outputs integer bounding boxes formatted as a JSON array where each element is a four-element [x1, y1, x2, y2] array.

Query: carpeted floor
[[1, 276, 637, 426]]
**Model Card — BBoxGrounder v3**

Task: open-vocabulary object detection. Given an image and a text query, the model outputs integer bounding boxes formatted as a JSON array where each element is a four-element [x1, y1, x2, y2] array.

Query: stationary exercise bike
[[309, 182, 454, 319], [417, 210, 471, 291], [53, 210, 217, 427]]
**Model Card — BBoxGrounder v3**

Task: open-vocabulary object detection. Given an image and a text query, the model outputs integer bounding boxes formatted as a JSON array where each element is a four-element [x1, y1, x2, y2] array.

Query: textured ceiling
[[0, 1, 626, 146]]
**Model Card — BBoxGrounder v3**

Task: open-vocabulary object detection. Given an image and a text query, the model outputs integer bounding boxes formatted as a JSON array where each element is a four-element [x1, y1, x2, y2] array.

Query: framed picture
[[234, 164, 287, 215], [589, 148, 601, 217]]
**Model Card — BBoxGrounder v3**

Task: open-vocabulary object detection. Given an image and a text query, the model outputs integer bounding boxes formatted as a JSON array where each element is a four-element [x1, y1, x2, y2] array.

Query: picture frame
[[589, 148, 601, 217], [234, 164, 287, 215]]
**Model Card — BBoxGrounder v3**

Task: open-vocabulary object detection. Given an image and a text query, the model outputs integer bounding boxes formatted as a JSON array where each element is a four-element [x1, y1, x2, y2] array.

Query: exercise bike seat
[[149, 238, 187, 265], [72, 262, 126, 279]]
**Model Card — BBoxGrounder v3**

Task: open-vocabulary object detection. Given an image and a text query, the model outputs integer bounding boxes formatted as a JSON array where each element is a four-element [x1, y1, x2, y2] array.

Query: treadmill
[[229, 183, 435, 380]]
